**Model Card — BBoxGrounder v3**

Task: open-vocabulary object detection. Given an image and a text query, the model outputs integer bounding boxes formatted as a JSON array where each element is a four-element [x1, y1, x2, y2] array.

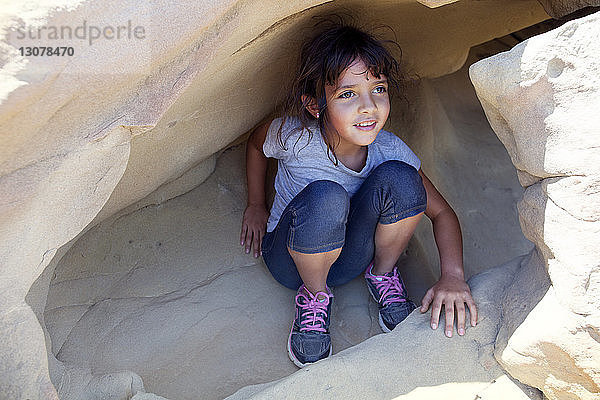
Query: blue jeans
[[261, 160, 427, 290]]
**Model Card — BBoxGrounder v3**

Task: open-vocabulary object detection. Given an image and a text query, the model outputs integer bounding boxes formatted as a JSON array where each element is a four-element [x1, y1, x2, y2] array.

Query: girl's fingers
[[456, 301, 466, 336], [466, 296, 478, 327], [424, 285, 478, 336], [444, 301, 454, 337], [430, 297, 443, 330], [257, 230, 264, 255], [240, 224, 247, 246], [420, 289, 434, 313], [245, 230, 253, 254], [253, 229, 260, 257]]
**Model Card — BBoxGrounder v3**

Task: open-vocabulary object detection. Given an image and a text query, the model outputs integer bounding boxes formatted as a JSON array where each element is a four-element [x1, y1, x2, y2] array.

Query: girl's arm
[[417, 169, 478, 337], [240, 120, 272, 258]]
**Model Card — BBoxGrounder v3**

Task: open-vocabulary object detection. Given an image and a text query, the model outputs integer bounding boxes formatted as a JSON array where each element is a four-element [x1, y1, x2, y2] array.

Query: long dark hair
[[275, 16, 408, 166]]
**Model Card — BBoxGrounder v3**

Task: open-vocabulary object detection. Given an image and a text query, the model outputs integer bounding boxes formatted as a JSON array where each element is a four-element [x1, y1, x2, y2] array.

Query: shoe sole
[[287, 320, 333, 368]]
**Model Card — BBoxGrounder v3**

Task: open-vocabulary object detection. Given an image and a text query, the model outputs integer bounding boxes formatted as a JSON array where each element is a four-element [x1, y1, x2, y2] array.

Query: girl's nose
[[358, 94, 377, 113]]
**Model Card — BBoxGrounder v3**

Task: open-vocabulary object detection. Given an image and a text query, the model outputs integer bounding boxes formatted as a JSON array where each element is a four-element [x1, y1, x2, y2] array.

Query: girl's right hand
[[240, 204, 269, 258]]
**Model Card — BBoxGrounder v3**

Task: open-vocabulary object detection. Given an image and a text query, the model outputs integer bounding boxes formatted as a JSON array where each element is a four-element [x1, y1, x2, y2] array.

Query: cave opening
[[25, 8, 585, 400]]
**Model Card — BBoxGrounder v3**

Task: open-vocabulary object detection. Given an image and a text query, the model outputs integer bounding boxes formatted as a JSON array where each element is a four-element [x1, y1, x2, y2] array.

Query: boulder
[[469, 10, 600, 400]]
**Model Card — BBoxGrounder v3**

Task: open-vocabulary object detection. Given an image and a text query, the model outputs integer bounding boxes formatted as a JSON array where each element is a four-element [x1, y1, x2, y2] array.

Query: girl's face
[[324, 58, 390, 155]]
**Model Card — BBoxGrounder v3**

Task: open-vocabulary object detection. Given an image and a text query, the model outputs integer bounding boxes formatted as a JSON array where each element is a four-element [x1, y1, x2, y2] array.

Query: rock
[[0, 0, 568, 397], [131, 393, 170, 400], [536, 0, 600, 18], [57, 366, 145, 400], [469, 10, 600, 400]]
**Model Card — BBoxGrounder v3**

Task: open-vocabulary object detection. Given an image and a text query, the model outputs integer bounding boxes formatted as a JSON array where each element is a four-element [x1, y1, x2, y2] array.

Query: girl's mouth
[[354, 120, 377, 131]]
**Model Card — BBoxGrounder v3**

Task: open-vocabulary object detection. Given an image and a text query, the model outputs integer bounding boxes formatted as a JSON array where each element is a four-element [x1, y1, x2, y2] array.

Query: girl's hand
[[419, 275, 478, 337], [240, 204, 269, 258]]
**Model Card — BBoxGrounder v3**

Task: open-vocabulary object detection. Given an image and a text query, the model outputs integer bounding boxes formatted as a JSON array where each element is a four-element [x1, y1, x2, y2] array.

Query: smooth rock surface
[[536, 0, 600, 18], [470, 10, 600, 400]]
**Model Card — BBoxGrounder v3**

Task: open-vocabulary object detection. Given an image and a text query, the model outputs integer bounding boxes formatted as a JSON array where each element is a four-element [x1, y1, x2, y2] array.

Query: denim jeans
[[261, 160, 427, 290]]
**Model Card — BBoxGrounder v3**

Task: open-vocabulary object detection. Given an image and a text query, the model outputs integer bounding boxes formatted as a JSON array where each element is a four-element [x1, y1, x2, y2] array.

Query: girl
[[240, 22, 477, 368]]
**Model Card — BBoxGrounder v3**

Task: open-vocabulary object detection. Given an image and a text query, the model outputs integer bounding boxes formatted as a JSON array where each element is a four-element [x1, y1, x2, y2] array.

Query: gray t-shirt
[[263, 116, 421, 233]]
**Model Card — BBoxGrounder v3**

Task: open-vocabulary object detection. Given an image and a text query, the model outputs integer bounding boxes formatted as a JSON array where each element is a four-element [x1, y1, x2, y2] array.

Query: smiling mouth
[[354, 120, 377, 129]]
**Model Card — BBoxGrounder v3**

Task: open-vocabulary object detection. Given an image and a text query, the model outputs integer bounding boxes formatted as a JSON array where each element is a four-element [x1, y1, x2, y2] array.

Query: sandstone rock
[[0, 0, 566, 397], [131, 393, 169, 400], [536, 0, 600, 18], [469, 10, 600, 400], [415, 0, 599, 18]]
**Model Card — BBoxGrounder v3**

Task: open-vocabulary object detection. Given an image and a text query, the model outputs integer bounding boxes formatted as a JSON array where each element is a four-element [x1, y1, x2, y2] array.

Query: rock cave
[[1, 1, 599, 399]]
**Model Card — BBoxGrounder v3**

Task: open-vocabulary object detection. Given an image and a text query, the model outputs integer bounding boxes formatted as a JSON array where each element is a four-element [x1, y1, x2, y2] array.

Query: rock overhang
[[2, 1, 599, 399]]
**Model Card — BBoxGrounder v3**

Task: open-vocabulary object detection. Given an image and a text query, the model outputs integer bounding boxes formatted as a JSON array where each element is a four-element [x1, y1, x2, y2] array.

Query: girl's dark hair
[[275, 16, 408, 166]]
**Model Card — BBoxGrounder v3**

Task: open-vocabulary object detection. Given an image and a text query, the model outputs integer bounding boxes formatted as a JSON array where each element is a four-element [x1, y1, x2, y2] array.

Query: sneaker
[[364, 261, 416, 333], [287, 284, 333, 368]]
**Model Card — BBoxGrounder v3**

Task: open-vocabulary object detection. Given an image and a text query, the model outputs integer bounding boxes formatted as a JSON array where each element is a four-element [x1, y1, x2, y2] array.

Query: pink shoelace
[[295, 287, 330, 333], [370, 268, 408, 307]]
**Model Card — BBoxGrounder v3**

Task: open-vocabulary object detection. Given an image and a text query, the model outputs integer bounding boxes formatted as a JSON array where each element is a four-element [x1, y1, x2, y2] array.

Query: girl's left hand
[[419, 275, 478, 337]]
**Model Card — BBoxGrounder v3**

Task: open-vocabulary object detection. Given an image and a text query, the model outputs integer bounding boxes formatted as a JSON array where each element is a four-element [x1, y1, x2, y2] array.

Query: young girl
[[240, 22, 477, 368]]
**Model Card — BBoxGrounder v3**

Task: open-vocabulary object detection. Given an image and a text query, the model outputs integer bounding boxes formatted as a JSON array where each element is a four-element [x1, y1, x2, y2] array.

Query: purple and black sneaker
[[287, 284, 333, 368], [364, 260, 416, 332]]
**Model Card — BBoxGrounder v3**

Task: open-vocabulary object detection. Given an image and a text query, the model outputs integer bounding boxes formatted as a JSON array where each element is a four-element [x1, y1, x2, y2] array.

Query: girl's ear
[[301, 94, 319, 118]]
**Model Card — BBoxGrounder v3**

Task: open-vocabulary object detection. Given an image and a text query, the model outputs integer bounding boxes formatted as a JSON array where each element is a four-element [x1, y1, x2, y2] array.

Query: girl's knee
[[375, 160, 418, 179], [302, 180, 350, 220], [372, 161, 427, 205], [377, 160, 421, 184], [305, 179, 348, 197]]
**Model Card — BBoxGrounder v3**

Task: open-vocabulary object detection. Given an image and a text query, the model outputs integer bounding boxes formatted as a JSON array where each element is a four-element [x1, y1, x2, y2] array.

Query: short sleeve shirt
[[263, 116, 421, 233]]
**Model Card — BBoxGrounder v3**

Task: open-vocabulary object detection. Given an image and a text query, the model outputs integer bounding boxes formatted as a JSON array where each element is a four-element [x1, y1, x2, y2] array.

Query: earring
[[316, 112, 320, 119]]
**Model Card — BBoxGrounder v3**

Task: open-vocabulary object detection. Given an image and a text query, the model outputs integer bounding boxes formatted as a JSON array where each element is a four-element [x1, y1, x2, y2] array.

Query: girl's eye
[[339, 91, 354, 99], [374, 86, 387, 94]]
